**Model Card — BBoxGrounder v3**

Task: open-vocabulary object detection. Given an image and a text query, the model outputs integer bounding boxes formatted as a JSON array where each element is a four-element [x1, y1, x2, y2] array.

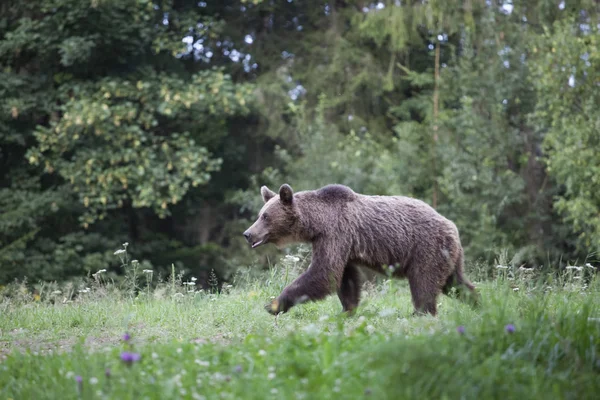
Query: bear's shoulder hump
[[316, 184, 357, 202]]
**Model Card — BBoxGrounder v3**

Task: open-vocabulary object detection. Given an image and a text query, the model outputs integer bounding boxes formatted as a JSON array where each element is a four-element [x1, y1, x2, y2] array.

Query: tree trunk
[[431, 39, 441, 208]]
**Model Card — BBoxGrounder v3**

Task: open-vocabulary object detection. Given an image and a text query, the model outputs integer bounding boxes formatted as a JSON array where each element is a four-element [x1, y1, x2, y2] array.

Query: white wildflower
[[586, 263, 596, 269], [123, 242, 129, 248], [191, 277, 197, 282], [51, 290, 62, 295], [267, 372, 276, 380], [566, 266, 583, 271], [302, 324, 321, 335], [143, 269, 153, 274], [114, 249, 126, 255], [271, 388, 279, 394], [89, 377, 98, 385], [496, 265, 509, 270], [131, 260, 139, 264], [378, 308, 396, 318], [226, 284, 233, 288], [258, 349, 267, 356], [195, 359, 210, 367], [513, 287, 519, 291]]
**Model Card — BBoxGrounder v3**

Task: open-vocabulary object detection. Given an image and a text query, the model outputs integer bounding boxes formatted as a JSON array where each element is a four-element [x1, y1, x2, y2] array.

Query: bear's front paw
[[265, 299, 279, 315]]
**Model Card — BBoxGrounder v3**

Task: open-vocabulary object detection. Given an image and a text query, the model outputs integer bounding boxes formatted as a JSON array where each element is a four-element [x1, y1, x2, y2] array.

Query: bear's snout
[[243, 228, 266, 249]]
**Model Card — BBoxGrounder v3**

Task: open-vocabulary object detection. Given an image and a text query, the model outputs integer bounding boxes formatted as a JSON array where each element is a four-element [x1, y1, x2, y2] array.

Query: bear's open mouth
[[251, 239, 264, 248]]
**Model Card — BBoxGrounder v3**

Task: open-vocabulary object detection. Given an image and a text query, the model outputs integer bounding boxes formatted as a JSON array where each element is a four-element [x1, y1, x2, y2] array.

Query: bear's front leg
[[266, 243, 346, 315]]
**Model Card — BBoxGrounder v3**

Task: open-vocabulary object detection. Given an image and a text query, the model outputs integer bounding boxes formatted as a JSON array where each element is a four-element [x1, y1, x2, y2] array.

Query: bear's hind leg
[[337, 264, 362, 313], [408, 273, 440, 316], [442, 251, 480, 308]]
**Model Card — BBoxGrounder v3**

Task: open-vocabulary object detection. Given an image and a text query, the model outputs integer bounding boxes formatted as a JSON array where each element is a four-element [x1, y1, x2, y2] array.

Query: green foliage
[[531, 20, 600, 254], [436, 23, 531, 260], [0, 0, 256, 284], [275, 102, 408, 195], [27, 70, 251, 224]]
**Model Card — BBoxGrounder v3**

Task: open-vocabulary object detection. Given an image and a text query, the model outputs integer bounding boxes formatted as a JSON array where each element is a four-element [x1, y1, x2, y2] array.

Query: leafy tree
[[531, 19, 600, 256], [0, 0, 254, 283]]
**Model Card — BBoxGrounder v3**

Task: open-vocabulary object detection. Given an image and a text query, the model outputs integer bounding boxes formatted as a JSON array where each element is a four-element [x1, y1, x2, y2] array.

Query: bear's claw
[[266, 299, 280, 315]]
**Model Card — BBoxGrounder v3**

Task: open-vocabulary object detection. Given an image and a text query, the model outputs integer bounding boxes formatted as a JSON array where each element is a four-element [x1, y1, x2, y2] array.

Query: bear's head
[[243, 184, 300, 249]]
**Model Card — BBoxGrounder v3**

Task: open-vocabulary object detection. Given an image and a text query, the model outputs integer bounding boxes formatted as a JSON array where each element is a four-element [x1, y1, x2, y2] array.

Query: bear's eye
[[261, 213, 268, 221]]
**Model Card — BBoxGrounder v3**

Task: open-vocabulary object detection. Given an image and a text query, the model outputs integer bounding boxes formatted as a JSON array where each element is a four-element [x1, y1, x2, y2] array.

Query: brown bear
[[243, 183, 478, 316]]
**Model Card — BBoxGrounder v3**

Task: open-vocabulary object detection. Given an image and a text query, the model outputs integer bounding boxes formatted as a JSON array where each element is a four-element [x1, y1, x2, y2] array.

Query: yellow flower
[[33, 294, 41, 302]]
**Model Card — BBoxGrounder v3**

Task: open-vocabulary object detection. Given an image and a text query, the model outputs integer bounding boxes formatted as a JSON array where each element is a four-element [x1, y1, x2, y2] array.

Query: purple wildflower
[[233, 365, 243, 373], [505, 324, 516, 333], [120, 351, 141, 366], [456, 326, 465, 335], [75, 375, 83, 392], [122, 332, 131, 342]]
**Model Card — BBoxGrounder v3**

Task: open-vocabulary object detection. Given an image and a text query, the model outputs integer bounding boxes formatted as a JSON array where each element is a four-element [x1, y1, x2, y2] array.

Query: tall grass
[[0, 249, 598, 399]]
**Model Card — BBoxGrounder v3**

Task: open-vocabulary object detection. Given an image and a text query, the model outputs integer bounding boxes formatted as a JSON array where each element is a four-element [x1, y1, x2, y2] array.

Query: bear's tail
[[443, 250, 480, 308]]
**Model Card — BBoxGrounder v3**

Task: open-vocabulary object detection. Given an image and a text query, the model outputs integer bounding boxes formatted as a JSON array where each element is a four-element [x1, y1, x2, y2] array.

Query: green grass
[[1, 267, 599, 399]]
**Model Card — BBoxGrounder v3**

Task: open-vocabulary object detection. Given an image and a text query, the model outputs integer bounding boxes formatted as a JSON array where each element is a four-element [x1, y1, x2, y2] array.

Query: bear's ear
[[279, 184, 294, 205], [261, 186, 276, 203]]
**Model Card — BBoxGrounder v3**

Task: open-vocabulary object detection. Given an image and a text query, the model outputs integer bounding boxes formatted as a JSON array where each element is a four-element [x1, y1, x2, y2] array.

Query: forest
[[1, 0, 599, 287]]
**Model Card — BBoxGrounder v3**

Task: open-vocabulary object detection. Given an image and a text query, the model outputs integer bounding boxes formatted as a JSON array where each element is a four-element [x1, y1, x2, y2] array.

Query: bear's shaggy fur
[[243, 183, 478, 316]]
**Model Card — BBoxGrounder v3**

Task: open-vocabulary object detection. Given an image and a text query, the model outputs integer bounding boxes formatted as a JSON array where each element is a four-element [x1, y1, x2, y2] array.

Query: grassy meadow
[[0, 252, 599, 400]]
